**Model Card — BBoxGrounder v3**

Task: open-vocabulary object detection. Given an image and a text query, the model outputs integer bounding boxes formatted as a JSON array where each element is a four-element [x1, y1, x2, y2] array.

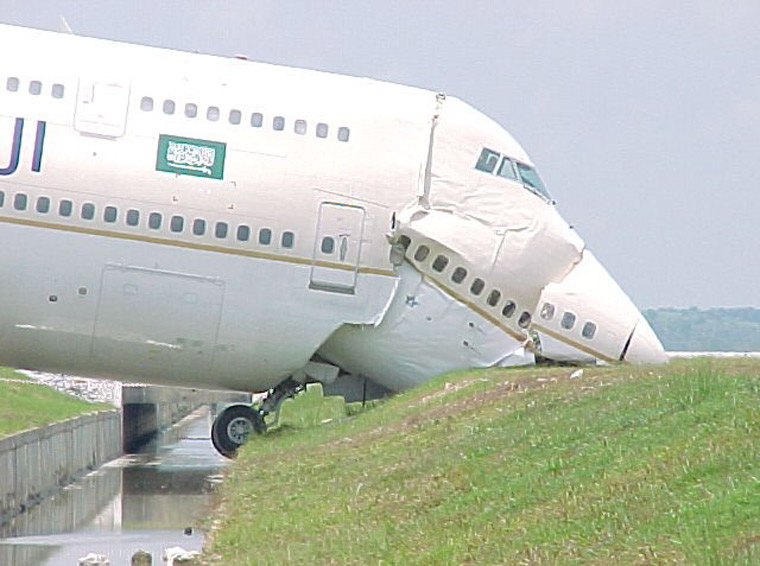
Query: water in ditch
[[0, 406, 226, 565]]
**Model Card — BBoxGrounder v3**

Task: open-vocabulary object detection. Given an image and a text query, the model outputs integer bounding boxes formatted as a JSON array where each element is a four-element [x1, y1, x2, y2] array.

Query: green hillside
[[644, 307, 760, 351], [0, 369, 110, 438], [204, 359, 760, 565]]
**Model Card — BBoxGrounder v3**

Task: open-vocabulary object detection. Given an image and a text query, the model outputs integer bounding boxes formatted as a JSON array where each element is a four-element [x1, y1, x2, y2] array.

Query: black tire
[[211, 404, 265, 458]]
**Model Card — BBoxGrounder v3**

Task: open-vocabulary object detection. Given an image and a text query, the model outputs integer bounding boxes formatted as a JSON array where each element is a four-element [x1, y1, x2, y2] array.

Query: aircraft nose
[[533, 250, 668, 364], [622, 317, 668, 364]]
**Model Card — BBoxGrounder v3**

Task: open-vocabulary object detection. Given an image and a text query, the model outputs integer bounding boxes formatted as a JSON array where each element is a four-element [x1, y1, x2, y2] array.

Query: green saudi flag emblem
[[156, 134, 227, 179]]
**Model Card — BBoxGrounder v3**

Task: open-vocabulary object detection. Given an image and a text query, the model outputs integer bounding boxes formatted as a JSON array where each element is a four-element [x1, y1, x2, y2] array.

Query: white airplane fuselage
[[0, 25, 666, 396]]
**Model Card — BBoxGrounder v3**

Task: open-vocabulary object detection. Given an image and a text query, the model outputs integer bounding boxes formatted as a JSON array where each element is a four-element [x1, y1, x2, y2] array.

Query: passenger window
[[273, 116, 285, 131], [236, 225, 250, 241], [140, 96, 154, 111], [321, 236, 335, 254], [497, 158, 518, 180], [163, 100, 176, 115], [104, 206, 117, 223], [36, 196, 50, 214], [540, 303, 556, 320], [502, 301, 516, 318], [29, 81, 42, 96], [561, 311, 576, 330], [126, 209, 140, 226], [432, 255, 449, 272], [487, 289, 501, 307], [192, 218, 206, 236], [0, 190, 5, 207], [295, 120, 307, 135], [229, 110, 242, 125], [451, 267, 467, 284], [170, 215, 184, 233], [316, 123, 328, 138], [414, 245, 430, 262], [582, 322, 597, 339], [518, 311, 532, 328], [281, 231, 294, 248], [59, 199, 73, 217], [6, 77, 19, 92], [13, 193, 27, 211], [51, 84, 65, 99], [185, 103, 198, 118], [215, 222, 228, 239], [81, 202, 95, 220], [258, 228, 272, 245], [475, 148, 500, 173], [251, 113, 263, 127], [148, 212, 162, 230], [470, 278, 485, 296], [337, 127, 350, 142], [207, 106, 220, 121]]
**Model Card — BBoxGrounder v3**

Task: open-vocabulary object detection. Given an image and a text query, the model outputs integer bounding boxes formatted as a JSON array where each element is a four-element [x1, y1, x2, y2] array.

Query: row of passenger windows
[[407, 239, 532, 329], [139, 96, 351, 142], [539, 302, 597, 339], [5, 77, 65, 99], [475, 147, 551, 201], [408, 238, 598, 340], [0, 190, 296, 248]]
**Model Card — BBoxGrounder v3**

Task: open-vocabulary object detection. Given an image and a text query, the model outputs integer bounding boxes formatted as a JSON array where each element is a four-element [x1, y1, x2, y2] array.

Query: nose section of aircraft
[[534, 250, 667, 364], [622, 317, 668, 364]]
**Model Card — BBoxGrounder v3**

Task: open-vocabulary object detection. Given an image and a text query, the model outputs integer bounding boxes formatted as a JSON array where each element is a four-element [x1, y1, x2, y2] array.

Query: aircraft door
[[310, 202, 366, 293], [74, 78, 130, 138]]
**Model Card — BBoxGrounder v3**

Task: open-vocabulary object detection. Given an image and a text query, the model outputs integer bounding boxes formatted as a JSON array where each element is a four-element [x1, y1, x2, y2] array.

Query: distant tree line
[[643, 307, 760, 352]]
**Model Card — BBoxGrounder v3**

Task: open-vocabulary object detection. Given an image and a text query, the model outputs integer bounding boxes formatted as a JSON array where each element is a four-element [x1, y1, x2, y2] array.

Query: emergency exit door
[[310, 202, 366, 293], [74, 78, 130, 138]]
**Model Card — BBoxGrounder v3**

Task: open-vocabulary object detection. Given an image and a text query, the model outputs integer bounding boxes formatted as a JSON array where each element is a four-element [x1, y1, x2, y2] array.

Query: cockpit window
[[497, 158, 518, 181], [475, 148, 552, 201], [516, 162, 550, 200], [475, 148, 500, 173]]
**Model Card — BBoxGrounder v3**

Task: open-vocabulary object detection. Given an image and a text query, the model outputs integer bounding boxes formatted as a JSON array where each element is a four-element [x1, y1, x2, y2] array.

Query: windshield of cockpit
[[475, 148, 551, 201]]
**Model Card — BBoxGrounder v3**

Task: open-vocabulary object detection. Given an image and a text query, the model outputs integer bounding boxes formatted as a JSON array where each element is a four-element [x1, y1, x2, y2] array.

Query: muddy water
[[0, 407, 226, 566]]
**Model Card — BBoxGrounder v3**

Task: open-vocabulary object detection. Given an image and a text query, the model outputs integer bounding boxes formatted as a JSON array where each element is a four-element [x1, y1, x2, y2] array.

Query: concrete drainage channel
[[0, 379, 247, 566]]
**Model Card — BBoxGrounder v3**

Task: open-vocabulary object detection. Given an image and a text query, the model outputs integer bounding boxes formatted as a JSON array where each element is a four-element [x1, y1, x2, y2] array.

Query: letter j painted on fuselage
[[0, 117, 47, 176]]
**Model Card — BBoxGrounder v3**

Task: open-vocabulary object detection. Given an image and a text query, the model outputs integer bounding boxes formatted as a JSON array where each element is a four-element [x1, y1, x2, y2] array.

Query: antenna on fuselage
[[59, 16, 74, 34]]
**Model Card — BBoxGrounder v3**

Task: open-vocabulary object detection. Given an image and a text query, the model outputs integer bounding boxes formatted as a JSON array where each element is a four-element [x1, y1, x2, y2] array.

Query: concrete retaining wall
[[0, 410, 122, 522]]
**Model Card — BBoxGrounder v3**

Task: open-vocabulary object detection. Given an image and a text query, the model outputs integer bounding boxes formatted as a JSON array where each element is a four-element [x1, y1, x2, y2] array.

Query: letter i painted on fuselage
[[0, 117, 23, 176], [32, 120, 46, 173]]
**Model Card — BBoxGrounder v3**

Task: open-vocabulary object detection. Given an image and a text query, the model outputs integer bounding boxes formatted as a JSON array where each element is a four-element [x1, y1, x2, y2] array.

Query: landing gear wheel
[[211, 404, 265, 458]]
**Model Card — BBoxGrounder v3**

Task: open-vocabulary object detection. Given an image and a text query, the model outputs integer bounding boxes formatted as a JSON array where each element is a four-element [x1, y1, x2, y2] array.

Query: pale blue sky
[[5, 1, 759, 308]]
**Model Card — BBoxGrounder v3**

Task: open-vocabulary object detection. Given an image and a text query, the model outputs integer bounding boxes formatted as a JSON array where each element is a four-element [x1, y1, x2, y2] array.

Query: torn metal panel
[[318, 262, 533, 392]]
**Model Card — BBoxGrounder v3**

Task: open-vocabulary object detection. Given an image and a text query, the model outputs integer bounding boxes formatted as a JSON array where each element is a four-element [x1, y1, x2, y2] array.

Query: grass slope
[[0, 369, 110, 438], [205, 359, 760, 565]]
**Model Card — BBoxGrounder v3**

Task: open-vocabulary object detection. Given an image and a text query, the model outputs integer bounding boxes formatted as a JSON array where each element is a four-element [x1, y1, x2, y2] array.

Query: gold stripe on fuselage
[[0, 214, 395, 277], [532, 323, 617, 363]]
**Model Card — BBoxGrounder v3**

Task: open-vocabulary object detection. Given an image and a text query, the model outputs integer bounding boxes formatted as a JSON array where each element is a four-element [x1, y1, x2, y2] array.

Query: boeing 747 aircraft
[[0, 24, 666, 456]]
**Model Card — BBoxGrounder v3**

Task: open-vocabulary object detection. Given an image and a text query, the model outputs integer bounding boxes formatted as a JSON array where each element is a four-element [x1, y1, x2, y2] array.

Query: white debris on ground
[[20, 370, 122, 407], [164, 546, 201, 565], [78, 553, 110, 566]]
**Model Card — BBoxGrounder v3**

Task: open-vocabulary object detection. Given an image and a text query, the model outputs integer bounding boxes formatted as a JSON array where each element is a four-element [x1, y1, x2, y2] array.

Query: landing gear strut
[[211, 378, 305, 458]]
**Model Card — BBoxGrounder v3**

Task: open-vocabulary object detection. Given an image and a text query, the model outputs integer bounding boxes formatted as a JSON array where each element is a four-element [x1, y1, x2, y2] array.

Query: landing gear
[[210, 378, 306, 458], [211, 404, 265, 459]]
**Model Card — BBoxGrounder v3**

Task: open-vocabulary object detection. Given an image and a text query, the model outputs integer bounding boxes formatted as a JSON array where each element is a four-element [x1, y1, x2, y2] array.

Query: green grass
[[0, 369, 111, 438], [204, 359, 760, 565]]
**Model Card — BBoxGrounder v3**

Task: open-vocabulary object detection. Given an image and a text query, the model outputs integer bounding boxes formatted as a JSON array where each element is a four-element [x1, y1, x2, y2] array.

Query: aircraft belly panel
[[91, 264, 225, 381]]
